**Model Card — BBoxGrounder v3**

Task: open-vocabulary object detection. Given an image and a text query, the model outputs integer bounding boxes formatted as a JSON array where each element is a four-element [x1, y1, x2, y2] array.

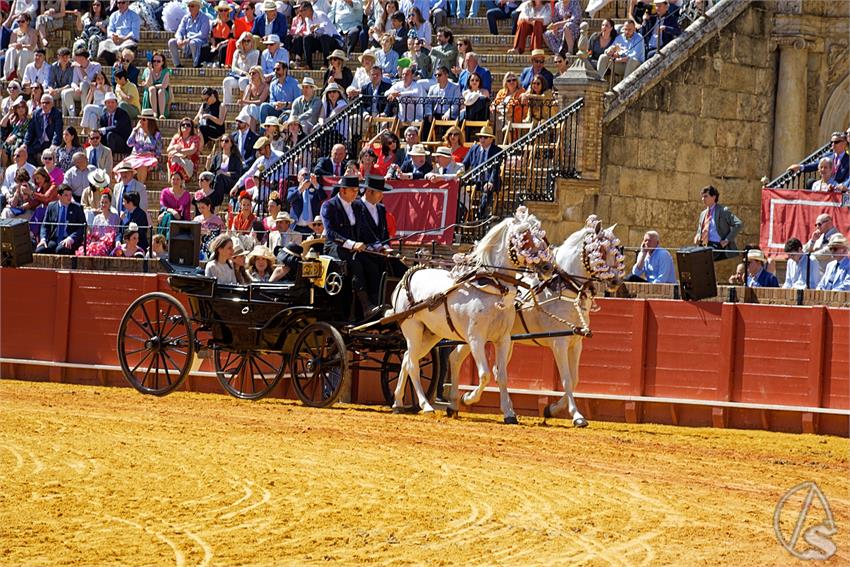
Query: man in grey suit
[[85, 130, 113, 174], [693, 185, 743, 261]]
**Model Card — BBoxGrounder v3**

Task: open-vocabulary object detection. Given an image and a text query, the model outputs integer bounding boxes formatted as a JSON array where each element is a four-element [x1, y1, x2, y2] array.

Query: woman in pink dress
[[114, 109, 161, 184], [166, 118, 202, 180], [78, 190, 119, 257], [158, 166, 192, 223]]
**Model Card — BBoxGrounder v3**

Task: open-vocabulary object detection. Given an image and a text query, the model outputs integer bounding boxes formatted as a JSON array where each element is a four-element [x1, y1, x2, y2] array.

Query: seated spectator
[[48, 48, 73, 101], [168, 0, 211, 69], [223, 32, 260, 105], [458, 52, 492, 93], [462, 125, 501, 218], [459, 72, 490, 123], [331, 0, 364, 55], [425, 65, 461, 122], [430, 27, 458, 78], [486, 1, 519, 36], [64, 151, 96, 202], [0, 169, 36, 220], [288, 77, 322, 134], [242, 66, 270, 128], [745, 249, 779, 288], [519, 49, 553, 91], [209, 2, 234, 67], [509, 0, 552, 55], [80, 168, 110, 225], [5, 13, 40, 82], [167, 118, 202, 179], [387, 66, 427, 122], [160, 166, 193, 227], [310, 215, 324, 237], [0, 96, 30, 166], [408, 7, 432, 46], [259, 61, 300, 123], [119, 190, 149, 250], [115, 110, 161, 184], [22, 48, 50, 91], [426, 146, 463, 180], [816, 234, 850, 292], [110, 49, 140, 88], [85, 130, 113, 174], [1, 147, 36, 202], [113, 221, 146, 257], [140, 50, 172, 119], [271, 242, 303, 282], [204, 138, 242, 209], [61, 48, 102, 117], [361, 64, 392, 116], [113, 163, 148, 216], [597, 19, 645, 82], [231, 238, 252, 283], [73, 2, 108, 58], [491, 71, 525, 130], [640, 0, 681, 59], [350, 49, 378, 95], [789, 132, 849, 186], [26, 83, 42, 115], [235, 136, 283, 194], [318, 82, 348, 139], [80, 70, 112, 135], [374, 131, 404, 177], [97, 0, 141, 65], [24, 93, 63, 165], [727, 262, 745, 285], [114, 69, 141, 121], [389, 11, 410, 55], [377, 33, 400, 77], [268, 212, 299, 254], [315, 143, 349, 184], [148, 234, 169, 260], [553, 53, 568, 76], [324, 49, 354, 90], [78, 189, 119, 257], [400, 144, 432, 179], [291, 2, 342, 70], [253, 0, 289, 43], [99, 93, 132, 156], [359, 148, 379, 179], [36, 184, 86, 255], [231, 109, 260, 164], [803, 213, 839, 270], [42, 149, 65, 187], [806, 158, 845, 192], [430, 0, 449, 29], [521, 74, 554, 124], [260, 34, 290, 80], [693, 185, 742, 261], [205, 234, 238, 283], [247, 245, 277, 281], [231, 190, 258, 233], [626, 230, 675, 283], [782, 237, 822, 290], [54, 126, 83, 173], [224, 2, 256, 67], [287, 167, 326, 234], [193, 193, 225, 260]]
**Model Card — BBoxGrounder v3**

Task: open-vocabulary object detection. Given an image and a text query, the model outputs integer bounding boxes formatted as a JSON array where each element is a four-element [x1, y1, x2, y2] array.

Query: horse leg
[[406, 331, 441, 413], [461, 339, 491, 406], [392, 350, 412, 414], [393, 320, 423, 412], [447, 343, 471, 416], [544, 338, 588, 427], [493, 337, 518, 424]]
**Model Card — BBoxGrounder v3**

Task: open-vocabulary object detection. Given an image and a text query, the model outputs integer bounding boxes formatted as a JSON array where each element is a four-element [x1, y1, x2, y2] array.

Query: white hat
[[827, 233, 848, 249], [746, 249, 767, 264], [407, 144, 430, 157], [262, 115, 280, 128], [87, 169, 110, 188], [235, 108, 252, 123], [263, 34, 281, 45], [104, 92, 117, 102], [262, 0, 278, 10]]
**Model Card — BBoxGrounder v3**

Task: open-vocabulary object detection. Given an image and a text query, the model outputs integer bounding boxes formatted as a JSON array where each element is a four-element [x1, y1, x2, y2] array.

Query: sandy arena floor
[[0, 380, 847, 566]]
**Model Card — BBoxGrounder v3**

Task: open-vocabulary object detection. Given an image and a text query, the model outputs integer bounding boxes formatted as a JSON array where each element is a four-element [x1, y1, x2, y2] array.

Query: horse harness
[[515, 266, 598, 345]]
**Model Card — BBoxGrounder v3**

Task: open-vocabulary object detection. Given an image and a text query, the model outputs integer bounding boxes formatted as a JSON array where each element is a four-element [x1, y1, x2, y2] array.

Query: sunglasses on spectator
[[181, 124, 192, 128], [152, 59, 163, 63], [506, 78, 517, 82], [43, 156, 54, 161], [9, 85, 19, 90], [449, 132, 460, 136]]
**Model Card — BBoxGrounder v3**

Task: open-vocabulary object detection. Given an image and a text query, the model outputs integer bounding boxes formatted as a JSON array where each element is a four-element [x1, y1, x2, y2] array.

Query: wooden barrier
[[1, 267, 847, 436]]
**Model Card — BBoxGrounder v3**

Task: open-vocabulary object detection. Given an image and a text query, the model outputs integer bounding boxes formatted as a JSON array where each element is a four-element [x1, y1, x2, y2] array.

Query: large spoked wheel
[[214, 349, 287, 400], [380, 348, 441, 411], [290, 322, 349, 408], [117, 292, 195, 396]]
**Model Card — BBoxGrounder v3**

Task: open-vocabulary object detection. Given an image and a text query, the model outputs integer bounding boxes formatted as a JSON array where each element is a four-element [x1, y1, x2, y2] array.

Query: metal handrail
[[764, 141, 832, 190]]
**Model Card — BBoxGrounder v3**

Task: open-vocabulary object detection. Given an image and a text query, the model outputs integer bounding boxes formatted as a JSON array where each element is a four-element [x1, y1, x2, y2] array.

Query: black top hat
[[360, 175, 393, 192], [335, 175, 361, 189]]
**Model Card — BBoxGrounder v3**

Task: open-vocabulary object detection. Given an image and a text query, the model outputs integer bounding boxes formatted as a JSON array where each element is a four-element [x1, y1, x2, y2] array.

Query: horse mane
[[465, 217, 514, 269]]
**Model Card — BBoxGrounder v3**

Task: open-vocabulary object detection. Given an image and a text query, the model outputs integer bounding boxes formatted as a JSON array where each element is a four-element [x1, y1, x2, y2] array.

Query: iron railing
[[455, 97, 584, 243], [764, 141, 832, 190]]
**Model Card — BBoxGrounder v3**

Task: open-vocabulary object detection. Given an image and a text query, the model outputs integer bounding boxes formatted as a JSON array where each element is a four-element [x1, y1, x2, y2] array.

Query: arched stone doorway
[[819, 74, 849, 140]]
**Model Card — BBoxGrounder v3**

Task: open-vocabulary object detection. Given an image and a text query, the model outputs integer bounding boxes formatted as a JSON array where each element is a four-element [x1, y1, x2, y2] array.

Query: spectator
[[405, 35, 432, 80], [627, 230, 675, 283], [462, 125, 501, 218], [459, 72, 489, 123], [1, 147, 36, 199], [47, 47, 73, 102], [167, 118, 202, 179], [491, 71, 525, 129], [0, 169, 36, 220], [267, 210, 298, 253], [242, 65, 270, 128], [693, 185, 743, 261], [0, 96, 30, 166], [25, 94, 63, 165], [80, 70, 112, 135], [252, 0, 289, 43], [350, 49, 378, 95], [324, 49, 354, 90], [260, 34, 290, 80], [640, 0, 681, 59], [332, 0, 365, 54], [259, 62, 300, 123], [407, 7, 432, 46], [209, 1, 234, 67], [387, 65, 427, 122], [263, 191, 284, 233], [288, 76, 322, 134], [61, 48, 102, 117], [358, 147, 379, 178], [35, 0, 69, 43], [544, 0, 582, 56], [56, 126, 83, 173], [207, 133, 242, 206], [72, 1, 108, 56], [426, 146, 463, 180], [291, 1, 343, 70], [374, 131, 404, 176], [518, 49, 553, 91], [168, 0, 211, 69], [816, 234, 850, 292], [425, 65, 461, 122], [25, 167, 59, 232], [159, 167, 193, 226], [42, 148, 65, 187], [455, 36, 473, 74], [79, 190, 119, 257], [588, 19, 617, 65], [115, 110, 161, 184], [247, 245, 276, 281], [80, 168, 110, 225], [782, 237, 821, 290], [194, 193, 225, 260], [400, 144, 432, 179], [459, 52, 492, 93], [113, 164, 148, 216], [789, 132, 849, 186], [362, 64, 392, 116], [487, 1, 519, 37], [803, 213, 839, 269], [597, 19, 644, 81], [22, 48, 50, 90], [111, 49, 142, 90], [806, 158, 844, 192], [114, 220, 146, 258], [262, 116, 286, 152], [376, 33, 400, 77], [114, 69, 140, 120], [368, 0, 399, 48], [139, 51, 172, 119], [430, 27, 457, 79], [192, 88, 224, 145], [224, 2, 256, 67], [36, 183, 85, 255], [231, 109, 260, 164], [98, 92, 132, 156], [281, 115, 306, 148], [745, 249, 778, 288], [28, 84, 46, 116], [231, 190, 257, 232], [97, 0, 141, 65], [442, 125, 468, 162], [318, 82, 348, 138], [222, 32, 259, 105], [315, 143, 349, 184], [553, 53, 568, 76], [205, 234, 238, 283], [85, 130, 113, 174], [1, 82, 22, 116], [287, 167, 326, 234], [521, 74, 554, 125], [235, 136, 284, 193], [389, 11, 410, 54], [509, 0, 552, 55], [148, 234, 168, 260], [4, 13, 40, 82], [118, 190, 149, 250], [64, 152, 96, 202]]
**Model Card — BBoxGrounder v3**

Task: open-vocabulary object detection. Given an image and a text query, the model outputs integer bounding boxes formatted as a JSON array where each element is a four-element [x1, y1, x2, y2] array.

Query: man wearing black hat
[[320, 175, 380, 319]]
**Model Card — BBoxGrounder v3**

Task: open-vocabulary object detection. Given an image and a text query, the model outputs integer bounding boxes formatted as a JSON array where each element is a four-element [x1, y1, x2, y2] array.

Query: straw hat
[[232, 238, 249, 257], [329, 49, 348, 61], [301, 76, 316, 88], [87, 169, 110, 188], [263, 34, 281, 45], [262, 0, 278, 10], [359, 49, 378, 63], [275, 211, 293, 222], [235, 108, 252, 123], [248, 245, 277, 265], [139, 108, 158, 122], [407, 144, 430, 157], [530, 49, 546, 59], [324, 82, 345, 96], [253, 136, 271, 150], [433, 146, 454, 159], [216, 1, 233, 11], [827, 233, 848, 249], [262, 115, 280, 128], [476, 125, 496, 138], [114, 163, 135, 173], [746, 249, 767, 264]]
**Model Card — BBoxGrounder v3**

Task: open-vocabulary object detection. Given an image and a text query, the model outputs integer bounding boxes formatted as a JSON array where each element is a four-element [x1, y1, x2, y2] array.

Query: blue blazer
[[640, 10, 681, 51], [231, 129, 259, 165], [251, 14, 288, 41], [320, 195, 358, 247], [462, 143, 502, 191], [120, 207, 150, 250], [25, 107, 63, 152], [802, 152, 850, 185], [40, 200, 86, 246], [287, 183, 327, 222], [361, 79, 392, 115], [353, 199, 389, 246], [519, 66, 554, 91]]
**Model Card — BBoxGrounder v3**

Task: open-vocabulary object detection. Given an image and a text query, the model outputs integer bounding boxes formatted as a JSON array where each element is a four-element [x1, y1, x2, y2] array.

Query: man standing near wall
[[693, 185, 743, 261]]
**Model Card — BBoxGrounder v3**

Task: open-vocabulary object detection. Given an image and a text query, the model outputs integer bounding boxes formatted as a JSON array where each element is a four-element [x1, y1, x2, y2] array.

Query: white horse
[[390, 207, 553, 423], [446, 215, 626, 426]]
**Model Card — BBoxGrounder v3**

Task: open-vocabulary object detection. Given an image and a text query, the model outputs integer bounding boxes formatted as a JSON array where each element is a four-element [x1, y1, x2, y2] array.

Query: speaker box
[[0, 218, 34, 267], [168, 221, 201, 268], [676, 246, 717, 301]]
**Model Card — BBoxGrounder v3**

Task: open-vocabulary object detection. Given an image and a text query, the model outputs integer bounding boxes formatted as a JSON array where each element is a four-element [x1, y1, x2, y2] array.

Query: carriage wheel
[[117, 292, 195, 396], [214, 349, 287, 400], [380, 348, 441, 412], [290, 322, 349, 408]]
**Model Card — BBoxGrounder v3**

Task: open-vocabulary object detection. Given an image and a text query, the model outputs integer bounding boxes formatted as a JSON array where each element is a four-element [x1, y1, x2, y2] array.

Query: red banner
[[321, 179, 459, 244], [760, 189, 850, 253]]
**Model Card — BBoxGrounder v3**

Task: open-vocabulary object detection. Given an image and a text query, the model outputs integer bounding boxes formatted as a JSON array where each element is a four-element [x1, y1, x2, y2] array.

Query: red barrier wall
[[1, 268, 847, 436]]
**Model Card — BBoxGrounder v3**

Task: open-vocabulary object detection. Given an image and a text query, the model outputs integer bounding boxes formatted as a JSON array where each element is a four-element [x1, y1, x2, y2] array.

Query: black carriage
[[116, 246, 441, 409]]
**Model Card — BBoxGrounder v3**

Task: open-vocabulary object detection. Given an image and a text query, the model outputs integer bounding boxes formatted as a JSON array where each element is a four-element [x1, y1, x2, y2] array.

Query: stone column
[[771, 39, 809, 177], [553, 60, 606, 182]]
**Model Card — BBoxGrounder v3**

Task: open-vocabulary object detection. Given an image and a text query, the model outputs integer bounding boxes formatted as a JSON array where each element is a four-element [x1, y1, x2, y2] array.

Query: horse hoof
[[574, 418, 589, 428], [446, 407, 455, 417], [504, 415, 519, 425], [391, 407, 404, 414], [543, 405, 553, 419]]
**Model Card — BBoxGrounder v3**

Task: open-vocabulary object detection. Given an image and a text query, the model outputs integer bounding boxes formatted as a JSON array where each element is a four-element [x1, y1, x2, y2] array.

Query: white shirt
[[362, 198, 379, 225], [783, 254, 822, 290], [305, 10, 337, 37], [236, 149, 285, 189], [23, 61, 50, 88], [1, 162, 36, 196], [386, 79, 427, 122]]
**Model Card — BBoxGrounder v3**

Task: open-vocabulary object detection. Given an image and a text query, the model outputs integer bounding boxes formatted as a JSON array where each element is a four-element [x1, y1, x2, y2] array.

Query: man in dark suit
[[361, 65, 392, 116], [693, 185, 743, 261], [231, 109, 260, 165], [314, 143, 348, 190], [287, 168, 327, 234], [400, 144, 433, 179], [320, 175, 380, 319], [462, 125, 502, 219], [25, 93, 63, 165], [790, 132, 850, 186], [640, 0, 682, 59], [36, 185, 86, 254], [99, 93, 132, 155]]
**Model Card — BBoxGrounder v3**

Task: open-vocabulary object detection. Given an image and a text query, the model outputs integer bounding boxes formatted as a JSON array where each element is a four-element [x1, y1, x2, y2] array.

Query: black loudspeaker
[[168, 221, 201, 268], [0, 218, 34, 267], [676, 246, 717, 301]]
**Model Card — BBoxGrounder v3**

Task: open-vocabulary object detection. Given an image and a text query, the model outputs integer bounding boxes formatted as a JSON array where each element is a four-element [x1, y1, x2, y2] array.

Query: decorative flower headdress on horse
[[508, 206, 552, 267], [582, 215, 626, 281]]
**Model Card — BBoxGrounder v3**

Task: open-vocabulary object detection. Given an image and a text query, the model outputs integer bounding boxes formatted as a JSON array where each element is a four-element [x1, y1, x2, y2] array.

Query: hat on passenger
[[746, 249, 767, 264], [87, 169, 110, 188], [335, 175, 361, 189], [360, 175, 392, 192], [232, 238, 249, 257], [248, 244, 277, 265], [827, 233, 848, 249]]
